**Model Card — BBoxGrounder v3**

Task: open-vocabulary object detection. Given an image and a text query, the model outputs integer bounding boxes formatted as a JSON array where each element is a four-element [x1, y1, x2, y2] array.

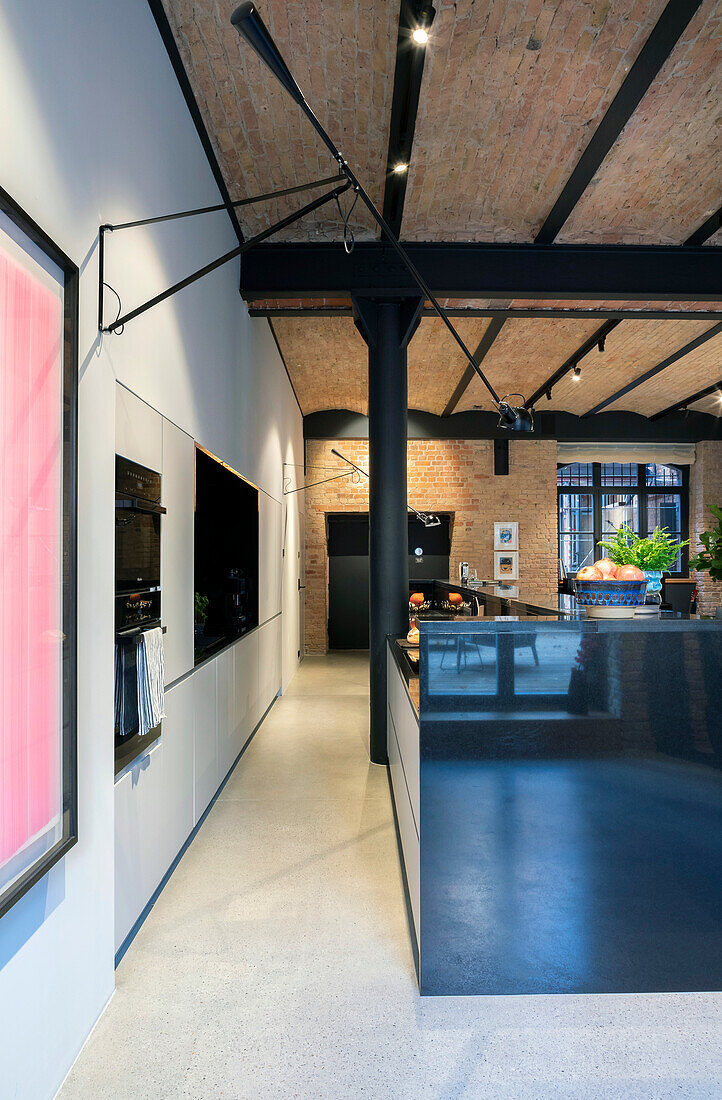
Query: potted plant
[[689, 505, 722, 617], [195, 592, 209, 634], [598, 525, 689, 605]]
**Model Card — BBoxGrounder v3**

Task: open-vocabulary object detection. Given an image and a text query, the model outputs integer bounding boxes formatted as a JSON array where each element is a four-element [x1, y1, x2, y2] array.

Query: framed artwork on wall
[[0, 185, 78, 919], [494, 551, 518, 581], [494, 521, 518, 551]]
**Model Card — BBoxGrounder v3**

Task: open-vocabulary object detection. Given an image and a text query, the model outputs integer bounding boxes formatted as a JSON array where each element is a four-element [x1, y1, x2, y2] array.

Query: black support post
[[353, 296, 423, 764]]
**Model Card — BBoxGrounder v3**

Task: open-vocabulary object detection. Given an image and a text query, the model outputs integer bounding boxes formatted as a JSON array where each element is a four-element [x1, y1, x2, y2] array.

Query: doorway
[[327, 513, 451, 649]]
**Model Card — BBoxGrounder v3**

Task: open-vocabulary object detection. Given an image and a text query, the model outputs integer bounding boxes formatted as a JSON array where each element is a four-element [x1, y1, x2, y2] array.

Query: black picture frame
[[0, 185, 78, 920]]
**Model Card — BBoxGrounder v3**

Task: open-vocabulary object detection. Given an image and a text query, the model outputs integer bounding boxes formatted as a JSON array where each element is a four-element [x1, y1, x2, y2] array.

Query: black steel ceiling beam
[[650, 377, 722, 420], [685, 205, 722, 246], [583, 321, 722, 416], [535, 0, 703, 244], [146, 0, 244, 243], [525, 319, 621, 409], [239, 241, 722, 300], [249, 305, 722, 320], [442, 318, 506, 416], [381, 1, 435, 237]]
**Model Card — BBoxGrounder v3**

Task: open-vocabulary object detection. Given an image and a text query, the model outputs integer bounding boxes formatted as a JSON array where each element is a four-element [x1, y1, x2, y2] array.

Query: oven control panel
[[116, 454, 161, 503]]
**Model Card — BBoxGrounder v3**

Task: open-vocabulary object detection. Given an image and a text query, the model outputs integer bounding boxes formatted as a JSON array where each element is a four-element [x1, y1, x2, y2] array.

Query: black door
[[327, 513, 451, 649]]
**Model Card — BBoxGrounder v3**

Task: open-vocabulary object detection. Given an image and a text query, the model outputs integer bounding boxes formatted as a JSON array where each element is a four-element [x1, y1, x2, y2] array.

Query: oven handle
[[115, 493, 167, 515], [116, 621, 166, 639]]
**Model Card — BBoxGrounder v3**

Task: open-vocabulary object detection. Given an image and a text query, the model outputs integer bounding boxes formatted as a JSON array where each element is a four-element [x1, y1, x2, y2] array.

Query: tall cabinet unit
[[113, 386, 289, 954]]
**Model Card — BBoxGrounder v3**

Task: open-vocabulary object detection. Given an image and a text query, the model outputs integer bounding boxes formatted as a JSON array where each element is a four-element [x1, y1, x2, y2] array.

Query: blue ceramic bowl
[[574, 579, 647, 607]]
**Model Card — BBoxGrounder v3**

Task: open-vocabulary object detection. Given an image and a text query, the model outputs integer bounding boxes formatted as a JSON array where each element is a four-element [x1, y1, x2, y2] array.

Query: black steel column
[[353, 295, 423, 764]]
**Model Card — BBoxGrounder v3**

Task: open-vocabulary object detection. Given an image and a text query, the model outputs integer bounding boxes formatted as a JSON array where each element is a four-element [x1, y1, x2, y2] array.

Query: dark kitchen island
[[387, 586, 722, 996]]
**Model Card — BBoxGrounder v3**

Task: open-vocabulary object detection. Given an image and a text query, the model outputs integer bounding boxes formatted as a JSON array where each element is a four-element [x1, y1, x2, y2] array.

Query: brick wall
[[691, 441, 722, 616], [304, 439, 558, 653]]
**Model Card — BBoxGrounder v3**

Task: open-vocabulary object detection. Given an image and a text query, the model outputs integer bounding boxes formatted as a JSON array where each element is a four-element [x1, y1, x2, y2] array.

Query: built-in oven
[[115, 455, 166, 774], [115, 455, 164, 594]]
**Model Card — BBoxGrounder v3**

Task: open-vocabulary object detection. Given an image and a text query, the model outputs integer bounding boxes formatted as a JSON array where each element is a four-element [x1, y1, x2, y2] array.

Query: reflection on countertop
[[386, 608, 722, 996]]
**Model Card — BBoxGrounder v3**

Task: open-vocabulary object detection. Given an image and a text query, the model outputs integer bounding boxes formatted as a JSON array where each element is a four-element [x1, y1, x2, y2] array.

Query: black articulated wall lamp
[[231, 2, 533, 432]]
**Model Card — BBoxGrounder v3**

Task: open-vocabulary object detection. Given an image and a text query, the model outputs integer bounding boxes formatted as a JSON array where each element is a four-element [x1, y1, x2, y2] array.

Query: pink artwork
[[0, 240, 63, 882]]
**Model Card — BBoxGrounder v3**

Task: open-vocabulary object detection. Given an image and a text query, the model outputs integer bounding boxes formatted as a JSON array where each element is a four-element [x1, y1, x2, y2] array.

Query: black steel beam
[[239, 241, 722, 301], [442, 318, 506, 416], [583, 321, 722, 416], [525, 320, 621, 409], [303, 406, 722, 443], [650, 378, 722, 420], [535, 0, 703, 244], [249, 305, 722, 321], [685, 205, 722, 246], [146, 0, 244, 243], [382, 1, 435, 236]]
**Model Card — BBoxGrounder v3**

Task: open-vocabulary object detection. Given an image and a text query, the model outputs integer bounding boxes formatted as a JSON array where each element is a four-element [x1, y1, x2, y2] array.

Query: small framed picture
[[494, 521, 518, 551], [494, 551, 518, 581]]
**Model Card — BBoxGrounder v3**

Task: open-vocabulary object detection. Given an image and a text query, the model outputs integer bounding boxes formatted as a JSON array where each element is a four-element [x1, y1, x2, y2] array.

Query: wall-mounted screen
[[0, 189, 77, 919], [194, 446, 259, 664]]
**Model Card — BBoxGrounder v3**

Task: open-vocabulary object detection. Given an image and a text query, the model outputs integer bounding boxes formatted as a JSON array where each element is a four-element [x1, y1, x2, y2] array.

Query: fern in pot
[[689, 505, 722, 617], [598, 525, 689, 606]]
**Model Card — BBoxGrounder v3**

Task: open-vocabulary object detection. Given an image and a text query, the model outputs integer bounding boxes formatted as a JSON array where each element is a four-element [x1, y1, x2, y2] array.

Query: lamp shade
[[498, 403, 534, 432], [231, 3, 305, 106]]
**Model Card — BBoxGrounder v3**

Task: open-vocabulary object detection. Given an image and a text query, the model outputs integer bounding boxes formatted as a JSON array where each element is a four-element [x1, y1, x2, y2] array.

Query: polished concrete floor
[[62, 654, 722, 1099]]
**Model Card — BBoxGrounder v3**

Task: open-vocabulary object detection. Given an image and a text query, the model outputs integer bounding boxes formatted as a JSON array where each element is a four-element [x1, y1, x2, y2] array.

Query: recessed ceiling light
[[412, 27, 429, 44], [393, 162, 409, 174]]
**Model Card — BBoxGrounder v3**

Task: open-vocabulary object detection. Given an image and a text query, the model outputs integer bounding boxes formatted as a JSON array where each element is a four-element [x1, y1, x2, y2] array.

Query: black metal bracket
[[98, 174, 345, 334]]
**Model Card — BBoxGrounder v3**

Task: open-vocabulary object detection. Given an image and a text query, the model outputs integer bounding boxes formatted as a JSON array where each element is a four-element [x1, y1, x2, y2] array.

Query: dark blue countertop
[[389, 606, 722, 996]]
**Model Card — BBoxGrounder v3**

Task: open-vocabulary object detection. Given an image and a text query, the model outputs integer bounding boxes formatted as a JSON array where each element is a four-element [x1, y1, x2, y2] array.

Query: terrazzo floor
[[60, 653, 722, 1099]]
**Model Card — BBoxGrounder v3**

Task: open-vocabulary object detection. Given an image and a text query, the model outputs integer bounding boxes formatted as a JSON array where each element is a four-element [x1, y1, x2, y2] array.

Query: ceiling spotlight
[[572, 366, 582, 382], [412, 27, 429, 44], [598, 336, 606, 352], [393, 162, 409, 174], [497, 400, 534, 432]]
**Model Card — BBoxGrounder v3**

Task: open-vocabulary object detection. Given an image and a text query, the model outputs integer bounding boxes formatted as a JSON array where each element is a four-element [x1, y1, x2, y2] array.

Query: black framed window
[[0, 186, 78, 919], [557, 462, 689, 576]]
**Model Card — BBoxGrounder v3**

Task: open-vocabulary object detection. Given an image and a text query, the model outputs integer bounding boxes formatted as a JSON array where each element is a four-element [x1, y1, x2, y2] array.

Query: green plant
[[689, 505, 722, 582], [195, 592, 209, 623], [598, 524, 689, 571]]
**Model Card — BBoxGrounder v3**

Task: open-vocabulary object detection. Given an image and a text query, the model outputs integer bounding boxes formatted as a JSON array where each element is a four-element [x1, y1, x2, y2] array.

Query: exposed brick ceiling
[[690, 391, 722, 416], [162, 0, 398, 240], [455, 317, 602, 412], [271, 316, 368, 414], [160, 0, 722, 419], [605, 328, 722, 416], [546, 318, 715, 413], [407, 317, 492, 415], [557, 0, 722, 244], [274, 313, 722, 418], [401, 0, 669, 241]]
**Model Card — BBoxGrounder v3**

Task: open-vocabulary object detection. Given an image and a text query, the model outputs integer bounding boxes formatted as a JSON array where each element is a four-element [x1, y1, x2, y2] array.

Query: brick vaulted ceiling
[[158, 0, 722, 419]]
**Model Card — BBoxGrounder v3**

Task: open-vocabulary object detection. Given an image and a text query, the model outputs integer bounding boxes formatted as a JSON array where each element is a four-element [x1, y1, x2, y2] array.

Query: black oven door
[[115, 502, 161, 593]]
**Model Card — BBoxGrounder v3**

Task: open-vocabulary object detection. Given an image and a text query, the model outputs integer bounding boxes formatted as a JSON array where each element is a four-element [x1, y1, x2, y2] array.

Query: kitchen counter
[[387, 611, 722, 995]]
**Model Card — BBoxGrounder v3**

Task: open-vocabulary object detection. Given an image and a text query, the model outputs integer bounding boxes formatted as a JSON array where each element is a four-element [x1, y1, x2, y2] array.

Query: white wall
[[0, 2, 303, 1097]]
